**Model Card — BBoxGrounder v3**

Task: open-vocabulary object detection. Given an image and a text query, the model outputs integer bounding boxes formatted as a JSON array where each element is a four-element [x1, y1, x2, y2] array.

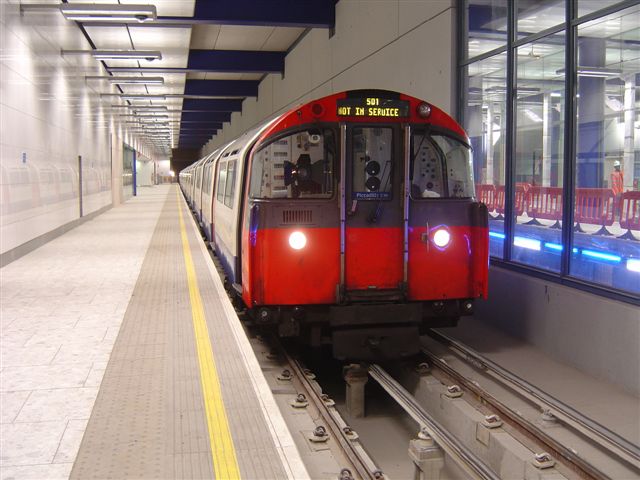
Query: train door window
[[410, 131, 445, 198], [432, 135, 474, 198], [216, 162, 227, 203], [250, 129, 335, 199], [351, 127, 393, 200], [224, 160, 236, 208]]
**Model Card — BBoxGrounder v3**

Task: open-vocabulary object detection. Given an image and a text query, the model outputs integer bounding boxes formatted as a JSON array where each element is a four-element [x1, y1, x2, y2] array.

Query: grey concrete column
[[623, 76, 636, 190], [486, 102, 494, 185], [542, 93, 552, 187], [343, 364, 368, 418], [577, 37, 606, 187], [409, 434, 444, 480]]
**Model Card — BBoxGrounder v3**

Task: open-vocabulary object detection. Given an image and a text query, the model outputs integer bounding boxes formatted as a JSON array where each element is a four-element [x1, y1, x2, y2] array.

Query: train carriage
[[180, 90, 489, 360]]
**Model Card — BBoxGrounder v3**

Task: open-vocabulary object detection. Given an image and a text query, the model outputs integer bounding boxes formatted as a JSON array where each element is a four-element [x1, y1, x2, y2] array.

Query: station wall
[[204, 0, 456, 152], [0, 3, 158, 263]]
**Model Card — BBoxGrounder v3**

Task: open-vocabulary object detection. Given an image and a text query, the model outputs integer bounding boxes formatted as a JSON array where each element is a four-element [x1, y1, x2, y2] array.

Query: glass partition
[[465, 0, 508, 60], [462, 53, 507, 257], [517, 0, 565, 39], [460, 0, 640, 300], [570, 4, 640, 294], [578, 0, 627, 18], [512, 34, 566, 272]]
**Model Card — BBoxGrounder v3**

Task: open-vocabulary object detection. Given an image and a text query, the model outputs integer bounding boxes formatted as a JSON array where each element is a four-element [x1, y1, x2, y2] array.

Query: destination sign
[[337, 97, 409, 118]]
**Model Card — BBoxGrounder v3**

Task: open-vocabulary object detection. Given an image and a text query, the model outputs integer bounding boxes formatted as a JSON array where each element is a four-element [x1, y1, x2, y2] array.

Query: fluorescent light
[[59, 4, 156, 22], [119, 95, 167, 101], [514, 236, 541, 251], [581, 249, 621, 263], [86, 76, 164, 85], [132, 107, 168, 111], [109, 105, 169, 111], [63, 50, 162, 61], [556, 67, 623, 78], [489, 231, 505, 239], [605, 96, 624, 112], [627, 259, 640, 273], [544, 242, 563, 251], [486, 86, 540, 95], [523, 108, 543, 123], [117, 115, 170, 119]]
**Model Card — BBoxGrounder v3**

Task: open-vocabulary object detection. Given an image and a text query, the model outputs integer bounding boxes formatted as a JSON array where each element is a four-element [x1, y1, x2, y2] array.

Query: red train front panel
[[240, 90, 488, 313]]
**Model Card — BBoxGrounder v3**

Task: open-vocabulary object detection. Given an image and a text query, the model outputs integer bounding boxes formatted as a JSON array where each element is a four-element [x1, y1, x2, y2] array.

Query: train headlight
[[432, 228, 451, 248], [289, 231, 307, 250], [417, 102, 432, 118]]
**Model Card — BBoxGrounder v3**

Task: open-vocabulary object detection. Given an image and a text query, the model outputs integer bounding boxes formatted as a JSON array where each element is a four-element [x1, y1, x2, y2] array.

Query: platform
[[1, 185, 307, 480]]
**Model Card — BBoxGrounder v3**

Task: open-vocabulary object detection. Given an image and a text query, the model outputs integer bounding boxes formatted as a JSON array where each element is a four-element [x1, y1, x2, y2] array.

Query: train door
[[343, 124, 405, 299]]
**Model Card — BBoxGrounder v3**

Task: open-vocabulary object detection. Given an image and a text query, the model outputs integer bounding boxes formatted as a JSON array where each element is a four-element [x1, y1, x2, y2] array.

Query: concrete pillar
[[343, 364, 368, 418], [577, 37, 606, 188], [542, 93, 552, 187], [486, 102, 494, 185], [409, 435, 444, 480], [623, 76, 636, 191]]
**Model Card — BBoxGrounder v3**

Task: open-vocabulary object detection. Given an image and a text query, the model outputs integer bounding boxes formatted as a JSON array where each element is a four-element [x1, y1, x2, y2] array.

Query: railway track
[[421, 329, 640, 480], [284, 350, 384, 480]]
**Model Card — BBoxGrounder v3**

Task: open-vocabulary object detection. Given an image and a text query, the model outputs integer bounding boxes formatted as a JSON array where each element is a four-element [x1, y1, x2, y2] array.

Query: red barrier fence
[[619, 191, 640, 240], [526, 186, 563, 228], [476, 184, 639, 238], [475, 184, 496, 212], [574, 188, 615, 235], [495, 184, 528, 217]]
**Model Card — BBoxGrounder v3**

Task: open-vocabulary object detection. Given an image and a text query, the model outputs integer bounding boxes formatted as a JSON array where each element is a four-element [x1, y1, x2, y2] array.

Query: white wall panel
[[331, 0, 399, 76], [399, 0, 458, 35], [1, 1, 162, 257]]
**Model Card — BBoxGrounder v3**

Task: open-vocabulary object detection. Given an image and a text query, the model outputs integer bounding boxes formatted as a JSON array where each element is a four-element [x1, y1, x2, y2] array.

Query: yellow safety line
[[176, 190, 241, 480]]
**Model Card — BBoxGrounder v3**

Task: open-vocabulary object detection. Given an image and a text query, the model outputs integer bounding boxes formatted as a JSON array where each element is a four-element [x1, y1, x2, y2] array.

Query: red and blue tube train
[[180, 90, 489, 359]]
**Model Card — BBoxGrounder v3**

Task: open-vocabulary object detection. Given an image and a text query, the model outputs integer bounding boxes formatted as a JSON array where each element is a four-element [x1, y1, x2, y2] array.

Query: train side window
[[410, 132, 445, 198], [250, 129, 335, 199], [216, 162, 227, 203], [224, 160, 236, 208]]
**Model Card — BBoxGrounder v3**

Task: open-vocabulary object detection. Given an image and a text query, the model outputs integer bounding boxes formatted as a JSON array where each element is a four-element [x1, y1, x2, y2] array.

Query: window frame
[[457, 0, 640, 305]]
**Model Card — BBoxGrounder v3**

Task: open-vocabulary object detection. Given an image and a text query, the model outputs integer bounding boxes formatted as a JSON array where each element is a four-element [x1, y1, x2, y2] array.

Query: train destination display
[[337, 97, 410, 118]]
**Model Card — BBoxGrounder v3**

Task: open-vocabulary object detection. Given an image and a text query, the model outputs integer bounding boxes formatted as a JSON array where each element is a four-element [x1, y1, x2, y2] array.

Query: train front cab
[[239, 90, 488, 359]]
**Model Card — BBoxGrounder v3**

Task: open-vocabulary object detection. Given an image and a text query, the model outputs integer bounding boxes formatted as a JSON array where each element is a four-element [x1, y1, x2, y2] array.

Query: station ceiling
[[39, 0, 337, 154]]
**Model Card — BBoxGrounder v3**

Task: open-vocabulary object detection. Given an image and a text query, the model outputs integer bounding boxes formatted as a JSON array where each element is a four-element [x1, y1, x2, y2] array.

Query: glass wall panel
[[578, 0, 628, 19], [571, 4, 640, 294], [513, 34, 566, 272], [463, 53, 507, 257], [517, 0, 565, 39], [465, 0, 508, 60]]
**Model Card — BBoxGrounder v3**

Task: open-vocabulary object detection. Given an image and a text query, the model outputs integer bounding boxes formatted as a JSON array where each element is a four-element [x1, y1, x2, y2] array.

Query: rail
[[283, 350, 382, 480], [427, 330, 640, 473], [368, 364, 500, 480]]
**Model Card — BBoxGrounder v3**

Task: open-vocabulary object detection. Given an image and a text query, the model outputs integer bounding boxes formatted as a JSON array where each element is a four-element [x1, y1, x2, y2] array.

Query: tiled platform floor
[[1, 186, 170, 479]]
